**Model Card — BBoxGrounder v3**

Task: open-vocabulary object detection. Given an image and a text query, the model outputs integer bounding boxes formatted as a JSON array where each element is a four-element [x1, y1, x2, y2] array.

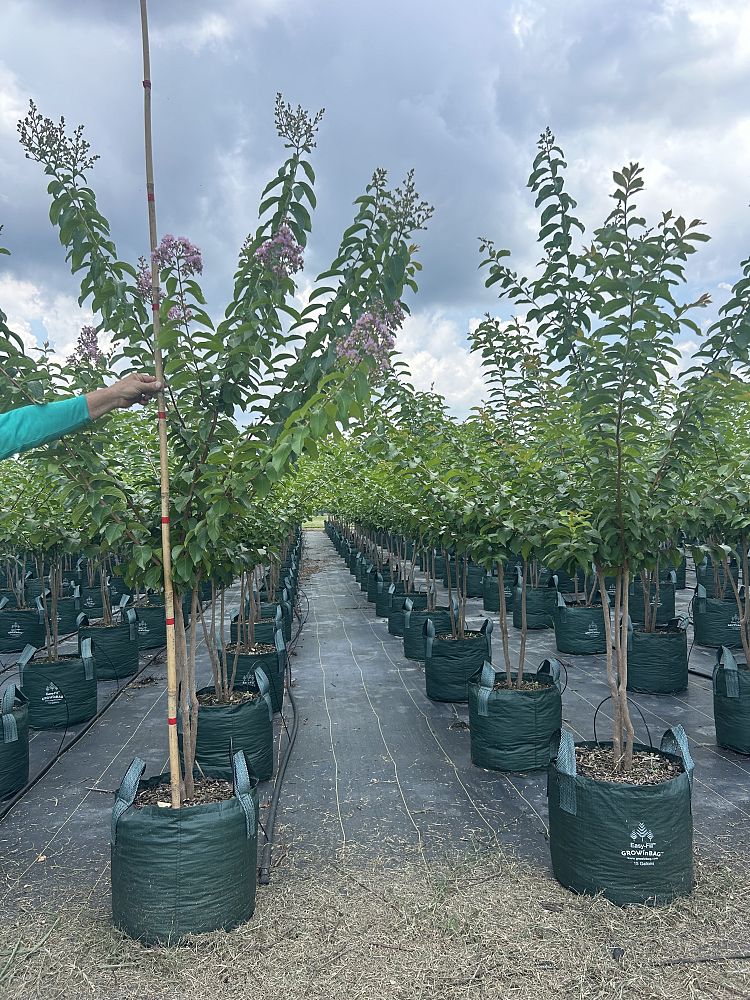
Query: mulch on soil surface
[[575, 746, 683, 786], [133, 777, 234, 809], [196, 689, 260, 707]]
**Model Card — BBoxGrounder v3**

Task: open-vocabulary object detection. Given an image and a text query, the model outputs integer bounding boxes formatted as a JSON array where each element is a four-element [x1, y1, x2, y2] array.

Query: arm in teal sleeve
[[0, 396, 91, 461]]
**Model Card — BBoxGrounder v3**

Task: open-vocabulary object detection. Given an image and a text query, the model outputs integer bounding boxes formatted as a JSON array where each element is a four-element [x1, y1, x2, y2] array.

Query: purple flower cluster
[[152, 234, 203, 276], [254, 224, 304, 279], [135, 256, 155, 302], [167, 303, 193, 324], [336, 300, 404, 373], [67, 324, 105, 366]]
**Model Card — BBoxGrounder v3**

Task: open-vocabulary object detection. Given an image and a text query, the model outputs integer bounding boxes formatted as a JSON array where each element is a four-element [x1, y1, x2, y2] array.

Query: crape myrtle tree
[[7, 96, 431, 802], [479, 128, 738, 771]]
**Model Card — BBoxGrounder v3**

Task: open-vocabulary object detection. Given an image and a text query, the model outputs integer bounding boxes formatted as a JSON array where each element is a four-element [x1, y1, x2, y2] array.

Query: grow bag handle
[[477, 660, 497, 717], [73, 584, 81, 611], [403, 597, 414, 629], [694, 583, 707, 614], [124, 607, 138, 642], [75, 612, 90, 629], [480, 617, 493, 657], [232, 750, 257, 839], [34, 596, 45, 623], [16, 644, 37, 683], [0, 596, 8, 612], [424, 618, 436, 660], [111, 757, 146, 846], [376, 574, 385, 594], [80, 638, 95, 681], [1, 683, 20, 743], [537, 657, 563, 693], [275, 629, 287, 676], [556, 591, 567, 609], [554, 729, 578, 816], [254, 667, 274, 720], [118, 593, 130, 610], [660, 725, 694, 787], [714, 645, 740, 699]]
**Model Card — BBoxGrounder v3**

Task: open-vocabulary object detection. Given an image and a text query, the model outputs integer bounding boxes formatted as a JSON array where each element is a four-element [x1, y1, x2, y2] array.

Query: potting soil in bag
[[111, 750, 258, 943], [0, 684, 29, 799], [713, 646, 750, 754], [468, 659, 562, 771], [548, 728, 694, 905]]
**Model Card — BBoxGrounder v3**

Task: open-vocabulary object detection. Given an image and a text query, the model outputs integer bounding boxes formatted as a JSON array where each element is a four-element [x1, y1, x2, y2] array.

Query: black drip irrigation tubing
[[0, 643, 168, 825], [258, 583, 310, 885]]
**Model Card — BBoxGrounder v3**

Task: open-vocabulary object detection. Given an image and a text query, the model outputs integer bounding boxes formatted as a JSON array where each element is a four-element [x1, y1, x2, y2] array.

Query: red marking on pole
[[157, 411, 167, 420], [151, 302, 158, 311], [167, 716, 177, 725], [147, 192, 155, 202], [166, 617, 175, 626], [161, 516, 170, 524], [143, 79, 152, 89]]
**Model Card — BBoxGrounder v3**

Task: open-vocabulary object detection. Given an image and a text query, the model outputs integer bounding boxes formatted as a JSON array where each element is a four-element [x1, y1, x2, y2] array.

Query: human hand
[[86, 373, 163, 420]]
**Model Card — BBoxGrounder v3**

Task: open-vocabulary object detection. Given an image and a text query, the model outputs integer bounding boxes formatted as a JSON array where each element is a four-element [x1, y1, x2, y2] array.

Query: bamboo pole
[[140, 0, 181, 809]]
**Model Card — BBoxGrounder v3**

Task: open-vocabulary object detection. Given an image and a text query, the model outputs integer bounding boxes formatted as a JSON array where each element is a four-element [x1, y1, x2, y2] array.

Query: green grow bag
[[468, 660, 562, 771], [226, 635, 285, 714], [376, 580, 403, 619], [134, 605, 167, 650], [627, 624, 688, 695], [403, 603, 453, 662], [628, 581, 676, 626], [696, 561, 738, 599], [387, 592, 428, 637], [0, 685, 29, 799], [50, 597, 83, 636], [230, 613, 281, 647], [348, 550, 360, 575], [358, 561, 372, 592], [20, 646, 97, 729], [512, 584, 557, 630], [424, 619, 493, 702], [553, 595, 608, 655], [0, 605, 46, 653], [111, 750, 258, 944], [548, 728, 694, 905], [713, 646, 750, 754], [692, 586, 743, 649], [482, 574, 513, 614], [79, 612, 139, 682], [76, 585, 105, 620], [180, 676, 274, 782], [554, 567, 587, 595], [0, 589, 18, 609], [366, 568, 383, 603]]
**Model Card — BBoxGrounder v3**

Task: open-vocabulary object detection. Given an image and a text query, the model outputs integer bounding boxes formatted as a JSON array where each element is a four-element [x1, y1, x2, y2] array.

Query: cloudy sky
[[1, 0, 748, 415]]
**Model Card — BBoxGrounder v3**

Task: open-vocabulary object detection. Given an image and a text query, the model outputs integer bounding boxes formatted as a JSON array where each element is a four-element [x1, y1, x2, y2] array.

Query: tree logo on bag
[[42, 682, 63, 705], [584, 623, 600, 637], [8, 621, 22, 637], [138, 620, 150, 634], [84, 596, 96, 607], [728, 615, 740, 629], [622, 820, 662, 867]]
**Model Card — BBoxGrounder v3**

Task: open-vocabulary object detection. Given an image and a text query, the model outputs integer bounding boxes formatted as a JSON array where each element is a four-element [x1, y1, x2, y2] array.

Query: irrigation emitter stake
[[140, 0, 181, 809]]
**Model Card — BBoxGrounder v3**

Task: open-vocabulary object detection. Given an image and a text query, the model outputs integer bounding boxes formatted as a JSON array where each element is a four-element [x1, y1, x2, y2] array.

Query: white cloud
[[0, 273, 96, 365], [153, 13, 233, 53], [397, 310, 487, 417]]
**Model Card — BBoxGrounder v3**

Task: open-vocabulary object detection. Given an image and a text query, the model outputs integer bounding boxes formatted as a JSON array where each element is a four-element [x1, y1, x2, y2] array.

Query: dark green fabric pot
[[0, 607, 46, 653], [78, 616, 139, 682], [696, 562, 738, 599], [135, 604, 167, 650], [553, 599, 608, 655], [512, 586, 557, 630], [180, 681, 274, 782], [628, 583, 676, 625], [21, 652, 97, 729], [548, 730, 694, 905], [442, 560, 483, 597], [424, 621, 493, 702], [482, 575, 513, 614], [77, 586, 105, 620], [0, 589, 18, 609], [230, 615, 280, 647], [229, 643, 285, 714], [554, 567, 587, 595], [376, 580, 403, 618], [366, 569, 382, 603], [0, 685, 29, 799], [357, 561, 371, 591], [348, 550, 360, 575], [468, 662, 562, 771], [713, 647, 750, 754], [387, 592, 428, 637], [48, 596, 83, 636], [403, 606, 453, 662], [111, 751, 258, 944], [628, 626, 688, 695], [693, 591, 742, 648]]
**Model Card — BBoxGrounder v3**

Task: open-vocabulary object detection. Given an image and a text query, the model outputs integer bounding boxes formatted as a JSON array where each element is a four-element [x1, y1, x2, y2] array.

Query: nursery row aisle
[[278, 530, 750, 868]]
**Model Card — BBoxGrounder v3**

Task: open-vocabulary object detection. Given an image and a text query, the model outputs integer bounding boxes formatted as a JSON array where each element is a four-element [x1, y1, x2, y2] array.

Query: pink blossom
[[254, 223, 304, 279]]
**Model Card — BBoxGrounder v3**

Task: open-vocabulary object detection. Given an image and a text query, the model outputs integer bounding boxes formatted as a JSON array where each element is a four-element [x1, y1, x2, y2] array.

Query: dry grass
[[2, 843, 750, 1000]]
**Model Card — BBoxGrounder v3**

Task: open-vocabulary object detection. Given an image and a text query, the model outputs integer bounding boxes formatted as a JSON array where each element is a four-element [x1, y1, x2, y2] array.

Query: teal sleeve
[[0, 396, 91, 461]]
